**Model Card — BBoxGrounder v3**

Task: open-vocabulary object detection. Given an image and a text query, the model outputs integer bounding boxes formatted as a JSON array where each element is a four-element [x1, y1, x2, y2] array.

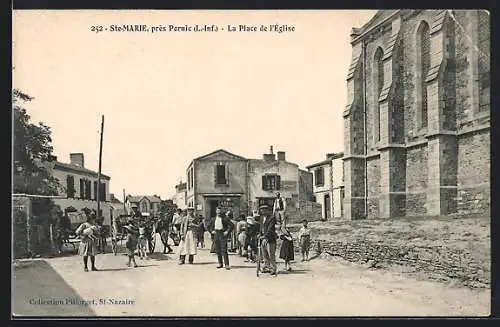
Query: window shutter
[[66, 176, 72, 198], [86, 180, 89, 199], [80, 179, 84, 198], [93, 181, 98, 200], [214, 164, 217, 184], [277, 175, 281, 190], [225, 164, 229, 185], [262, 175, 266, 190]]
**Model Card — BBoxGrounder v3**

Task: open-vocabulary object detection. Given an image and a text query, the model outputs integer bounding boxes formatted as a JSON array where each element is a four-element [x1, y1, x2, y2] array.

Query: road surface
[[12, 235, 490, 317]]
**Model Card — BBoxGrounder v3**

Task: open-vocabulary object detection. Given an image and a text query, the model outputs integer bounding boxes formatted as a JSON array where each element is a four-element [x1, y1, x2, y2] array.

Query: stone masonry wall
[[405, 145, 428, 215], [317, 240, 488, 288], [366, 157, 380, 219], [457, 130, 490, 215], [291, 235, 489, 288]]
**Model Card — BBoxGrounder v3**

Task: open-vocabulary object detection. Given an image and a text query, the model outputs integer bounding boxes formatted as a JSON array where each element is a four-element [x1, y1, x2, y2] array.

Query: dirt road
[[12, 236, 490, 317]]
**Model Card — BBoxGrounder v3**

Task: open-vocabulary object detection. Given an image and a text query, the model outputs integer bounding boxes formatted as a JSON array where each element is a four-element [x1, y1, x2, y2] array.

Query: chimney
[[326, 153, 335, 160], [277, 151, 286, 161], [263, 145, 276, 161], [263, 153, 275, 161], [70, 153, 84, 167]]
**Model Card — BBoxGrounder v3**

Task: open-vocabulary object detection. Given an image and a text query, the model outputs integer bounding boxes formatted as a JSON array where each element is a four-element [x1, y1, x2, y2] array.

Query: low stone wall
[[287, 200, 322, 223], [291, 237, 489, 288]]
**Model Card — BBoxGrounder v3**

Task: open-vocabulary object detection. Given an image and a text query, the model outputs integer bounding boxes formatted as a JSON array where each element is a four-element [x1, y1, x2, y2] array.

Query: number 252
[[91, 25, 104, 33]]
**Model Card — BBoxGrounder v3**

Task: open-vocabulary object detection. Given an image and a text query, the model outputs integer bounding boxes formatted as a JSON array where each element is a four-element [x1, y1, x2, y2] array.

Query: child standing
[[137, 222, 149, 260], [298, 219, 312, 261], [124, 225, 138, 268], [279, 227, 294, 272]]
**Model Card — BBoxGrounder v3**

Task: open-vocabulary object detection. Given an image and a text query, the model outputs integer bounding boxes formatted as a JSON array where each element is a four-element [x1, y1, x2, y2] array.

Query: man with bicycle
[[259, 205, 278, 276]]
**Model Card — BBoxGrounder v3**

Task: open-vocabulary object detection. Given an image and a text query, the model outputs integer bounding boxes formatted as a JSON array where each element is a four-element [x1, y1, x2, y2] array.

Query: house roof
[[127, 195, 161, 203], [306, 159, 332, 170], [53, 161, 111, 180], [306, 152, 344, 169], [192, 149, 247, 162], [327, 152, 344, 160]]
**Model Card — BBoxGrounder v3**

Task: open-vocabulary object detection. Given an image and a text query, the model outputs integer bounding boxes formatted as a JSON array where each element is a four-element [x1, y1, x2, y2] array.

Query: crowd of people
[[165, 191, 315, 275], [73, 192, 314, 275]]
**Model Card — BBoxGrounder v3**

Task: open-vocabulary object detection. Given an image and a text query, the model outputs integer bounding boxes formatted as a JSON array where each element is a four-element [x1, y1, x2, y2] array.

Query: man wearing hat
[[208, 207, 234, 269], [177, 206, 197, 264], [259, 204, 278, 276]]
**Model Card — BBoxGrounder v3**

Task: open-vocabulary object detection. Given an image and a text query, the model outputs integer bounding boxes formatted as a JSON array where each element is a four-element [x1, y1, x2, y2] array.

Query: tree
[[13, 89, 62, 195]]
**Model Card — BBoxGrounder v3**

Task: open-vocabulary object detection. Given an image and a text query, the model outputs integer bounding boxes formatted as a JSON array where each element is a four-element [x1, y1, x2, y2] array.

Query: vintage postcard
[[12, 9, 491, 317]]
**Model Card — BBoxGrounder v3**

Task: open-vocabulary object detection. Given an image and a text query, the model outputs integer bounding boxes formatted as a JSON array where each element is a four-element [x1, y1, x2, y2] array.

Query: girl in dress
[[279, 227, 294, 272], [75, 215, 99, 272]]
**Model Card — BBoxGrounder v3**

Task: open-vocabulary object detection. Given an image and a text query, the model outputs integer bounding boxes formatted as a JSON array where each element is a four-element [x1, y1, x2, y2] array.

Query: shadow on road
[[148, 253, 172, 261], [279, 269, 309, 275], [12, 260, 96, 317], [228, 265, 254, 269], [191, 261, 216, 265], [94, 267, 130, 272], [134, 264, 160, 268]]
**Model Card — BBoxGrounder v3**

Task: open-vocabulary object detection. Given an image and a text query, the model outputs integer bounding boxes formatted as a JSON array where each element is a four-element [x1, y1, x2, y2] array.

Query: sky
[[12, 10, 377, 201]]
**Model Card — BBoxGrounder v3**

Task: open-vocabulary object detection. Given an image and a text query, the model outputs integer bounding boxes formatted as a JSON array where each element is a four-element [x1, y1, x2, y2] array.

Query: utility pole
[[123, 188, 127, 213], [96, 115, 104, 219]]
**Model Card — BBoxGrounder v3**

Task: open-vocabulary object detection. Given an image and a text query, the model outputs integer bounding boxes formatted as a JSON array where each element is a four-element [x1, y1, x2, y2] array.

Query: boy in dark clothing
[[124, 225, 138, 268]]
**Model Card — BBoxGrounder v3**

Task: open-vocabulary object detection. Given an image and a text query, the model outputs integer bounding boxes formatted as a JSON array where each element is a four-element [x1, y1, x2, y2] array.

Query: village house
[[173, 181, 187, 210], [184, 148, 319, 221], [306, 152, 344, 220], [125, 195, 162, 217], [108, 193, 127, 218], [48, 153, 112, 226], [343, 10, 490, 219]]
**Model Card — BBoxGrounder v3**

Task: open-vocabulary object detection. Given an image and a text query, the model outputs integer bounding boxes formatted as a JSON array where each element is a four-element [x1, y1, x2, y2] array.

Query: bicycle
[[256, 235, 263, 277]]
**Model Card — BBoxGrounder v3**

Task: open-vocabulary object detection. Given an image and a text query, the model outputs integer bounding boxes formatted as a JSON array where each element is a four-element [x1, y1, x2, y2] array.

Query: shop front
[[202, 194, 243, 219]]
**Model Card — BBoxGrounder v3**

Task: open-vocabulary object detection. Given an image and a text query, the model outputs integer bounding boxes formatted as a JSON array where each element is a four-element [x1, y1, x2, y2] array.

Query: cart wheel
[[112, 239, 117, 255]]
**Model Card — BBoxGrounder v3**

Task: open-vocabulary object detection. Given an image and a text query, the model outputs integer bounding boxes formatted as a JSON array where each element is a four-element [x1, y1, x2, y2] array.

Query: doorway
[[324, 194, 331, 219], [209, 200, 219, 218]]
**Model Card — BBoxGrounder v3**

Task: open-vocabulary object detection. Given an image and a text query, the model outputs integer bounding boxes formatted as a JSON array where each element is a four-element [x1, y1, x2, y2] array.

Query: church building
[[343, 10, 490, 219]]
